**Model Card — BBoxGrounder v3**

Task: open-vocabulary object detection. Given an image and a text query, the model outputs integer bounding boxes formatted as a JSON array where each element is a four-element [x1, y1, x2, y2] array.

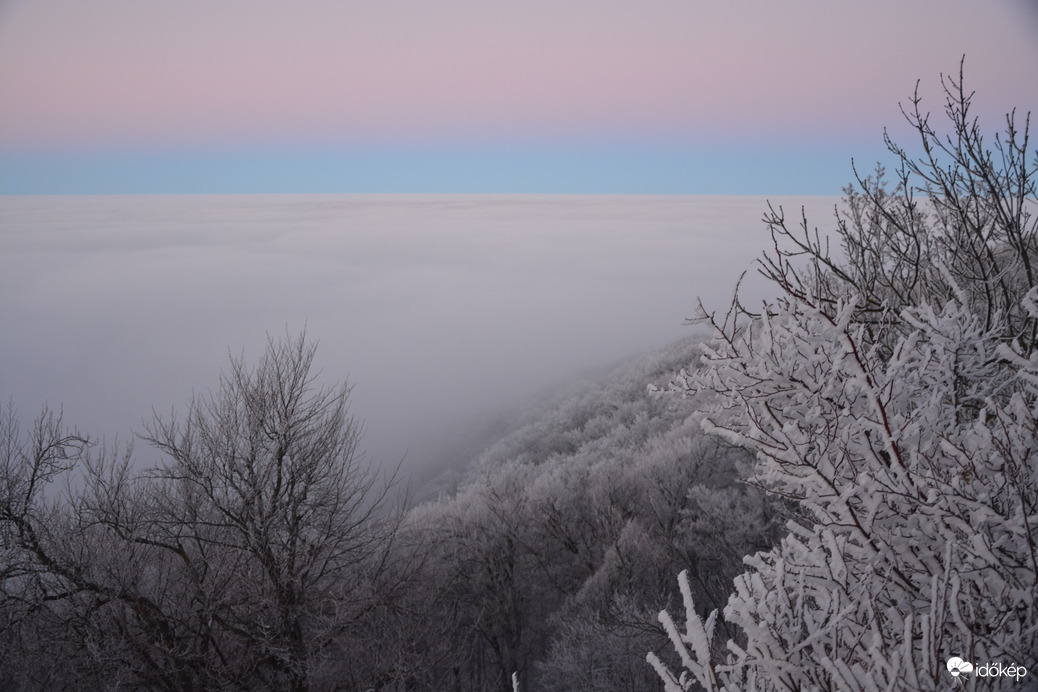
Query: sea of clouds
[[0, 194, 840, 475]]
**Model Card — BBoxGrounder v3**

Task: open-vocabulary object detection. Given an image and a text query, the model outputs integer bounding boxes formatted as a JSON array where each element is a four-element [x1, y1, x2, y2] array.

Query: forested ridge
[[396, 337, 782, 689]]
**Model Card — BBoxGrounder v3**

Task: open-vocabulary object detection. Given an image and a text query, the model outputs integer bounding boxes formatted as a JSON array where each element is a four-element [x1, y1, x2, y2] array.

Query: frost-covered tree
[[137, 331, 405, 691], [0, 333, 407, 691], [393, 337, 781, 690], [649, 64, 1038, 691]]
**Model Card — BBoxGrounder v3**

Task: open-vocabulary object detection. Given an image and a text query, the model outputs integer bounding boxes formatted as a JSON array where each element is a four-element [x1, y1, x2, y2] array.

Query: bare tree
[[0, 402, 95, 689], [0, 333, 406, 691], [136, 331, 402, 691]]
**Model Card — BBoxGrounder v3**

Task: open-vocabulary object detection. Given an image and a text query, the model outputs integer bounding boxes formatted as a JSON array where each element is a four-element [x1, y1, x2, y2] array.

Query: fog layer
[[0, 194, 839, 472]]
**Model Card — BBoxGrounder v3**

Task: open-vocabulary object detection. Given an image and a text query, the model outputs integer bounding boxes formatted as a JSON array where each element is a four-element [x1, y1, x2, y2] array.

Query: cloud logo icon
[[947, 657, 974, 677]]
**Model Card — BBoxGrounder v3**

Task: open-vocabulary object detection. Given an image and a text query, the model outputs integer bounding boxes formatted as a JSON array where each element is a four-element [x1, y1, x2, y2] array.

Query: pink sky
[[2, 0, 1036, 151]]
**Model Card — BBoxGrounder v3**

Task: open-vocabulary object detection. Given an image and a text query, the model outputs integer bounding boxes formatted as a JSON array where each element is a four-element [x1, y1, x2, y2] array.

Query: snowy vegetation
[[648, 66, 1038, 690], [394, 339, 783, 689], [0, 335, 407, 691], [0, 331, 781, 689]]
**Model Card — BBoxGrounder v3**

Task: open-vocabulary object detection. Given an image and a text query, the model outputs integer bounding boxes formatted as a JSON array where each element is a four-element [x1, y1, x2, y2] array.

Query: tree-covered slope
[[399, 336, 784, 690]]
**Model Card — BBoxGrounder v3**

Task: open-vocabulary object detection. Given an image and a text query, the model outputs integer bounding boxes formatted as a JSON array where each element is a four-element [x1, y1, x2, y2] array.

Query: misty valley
[[0, 195, 794, 690], [1, 329, 783, 690]]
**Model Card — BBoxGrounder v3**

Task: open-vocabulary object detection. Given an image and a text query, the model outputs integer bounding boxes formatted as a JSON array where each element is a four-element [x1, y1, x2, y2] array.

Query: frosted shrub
[[650, 64, 1037, 691]]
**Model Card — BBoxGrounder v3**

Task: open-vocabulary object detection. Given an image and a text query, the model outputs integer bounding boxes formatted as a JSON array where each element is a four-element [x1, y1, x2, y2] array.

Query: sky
[[1, 0, 1037, 194]]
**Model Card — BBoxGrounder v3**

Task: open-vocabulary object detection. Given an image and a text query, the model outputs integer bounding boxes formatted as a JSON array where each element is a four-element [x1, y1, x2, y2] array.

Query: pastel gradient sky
[[1, 0, 1037, 193]]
